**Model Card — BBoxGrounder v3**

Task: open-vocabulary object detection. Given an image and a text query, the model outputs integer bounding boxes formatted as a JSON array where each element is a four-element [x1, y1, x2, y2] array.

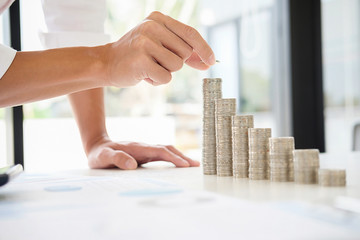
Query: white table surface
[[56, 153, 359, 203], [0, 152, 360, 240]]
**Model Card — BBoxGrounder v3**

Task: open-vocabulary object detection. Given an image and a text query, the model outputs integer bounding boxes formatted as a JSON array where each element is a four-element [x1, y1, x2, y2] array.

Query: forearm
[[0, 46, 107, 107], [68, 88, 109, 155]]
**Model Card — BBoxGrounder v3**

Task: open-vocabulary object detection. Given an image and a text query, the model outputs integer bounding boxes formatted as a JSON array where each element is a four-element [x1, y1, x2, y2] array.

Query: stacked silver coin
[[202, 78, 222, 175], [248, 128, 271, 180], [293, 149, 320, 184], [232, 115, 254, 178], [318, 169, 346, 187], [215, 98, 236, 176], [269, 137, 294, 182]]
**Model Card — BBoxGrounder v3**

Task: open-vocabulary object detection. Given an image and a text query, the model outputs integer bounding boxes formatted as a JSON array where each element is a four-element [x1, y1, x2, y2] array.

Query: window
[[0, 13, 5, 167], [321, 0, 360, 152], [20, 0, 202, 171], [18, 0, 292, 171], [0, 10, 10, 168], [104, 0, 201, 155], [0, 108, 6, 168], [202, 0, 291, 137], [20, 1, 86, 171]]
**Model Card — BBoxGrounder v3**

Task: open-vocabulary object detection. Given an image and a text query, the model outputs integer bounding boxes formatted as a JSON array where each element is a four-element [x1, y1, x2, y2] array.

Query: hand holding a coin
[[104, 11, 216, 87]]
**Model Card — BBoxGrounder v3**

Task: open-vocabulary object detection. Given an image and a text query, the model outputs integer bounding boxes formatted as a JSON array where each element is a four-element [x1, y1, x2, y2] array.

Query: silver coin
[[318, 169, 346, 186]]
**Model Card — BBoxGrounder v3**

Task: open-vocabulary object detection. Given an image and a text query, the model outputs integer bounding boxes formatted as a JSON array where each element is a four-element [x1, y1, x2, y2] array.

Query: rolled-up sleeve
[[40, 0, 110, 48], [0, 44, 16, 79]]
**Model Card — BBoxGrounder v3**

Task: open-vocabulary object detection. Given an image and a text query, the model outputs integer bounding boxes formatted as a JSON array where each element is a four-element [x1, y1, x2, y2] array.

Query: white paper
[[0, 173, 359, 240]]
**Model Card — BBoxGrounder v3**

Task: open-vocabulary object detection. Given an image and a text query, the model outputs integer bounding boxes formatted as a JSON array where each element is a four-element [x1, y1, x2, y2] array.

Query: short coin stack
[[215, 98, 236, 176], [293, 149, 320, 184], [248, 128, 271, 180], [232, 115, 254, 178], [318, 169, 346, 187], [202, 78, 222, 175], [269, 137, 295, 182]]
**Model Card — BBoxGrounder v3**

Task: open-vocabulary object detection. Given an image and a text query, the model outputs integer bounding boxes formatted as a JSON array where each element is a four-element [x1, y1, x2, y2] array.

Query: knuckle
[[137, 23, 150, 36], [97, 147, 109, 160], [134, 36, 153, 51], [183, 48, 193, 60], [139, 20, 156, 34], [158, 145, 168, 152], [148, 11, 163, 20]]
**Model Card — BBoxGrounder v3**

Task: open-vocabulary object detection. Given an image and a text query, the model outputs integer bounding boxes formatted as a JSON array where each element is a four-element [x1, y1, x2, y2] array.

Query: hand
[[87, 138, 200, 170], [103, 11, 215, 87]]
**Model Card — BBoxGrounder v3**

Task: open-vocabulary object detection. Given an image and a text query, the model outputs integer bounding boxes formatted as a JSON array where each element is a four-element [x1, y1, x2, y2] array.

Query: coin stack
[[288, 153, 295, 181], [318, 169, 346, 187], [248, 128, 272, 180], [269, 137, 295, 182], [293, 149, 320, 184], [232, 115, 254, 178], [202, 78, 222, 175], [215, 98, 236, 176]]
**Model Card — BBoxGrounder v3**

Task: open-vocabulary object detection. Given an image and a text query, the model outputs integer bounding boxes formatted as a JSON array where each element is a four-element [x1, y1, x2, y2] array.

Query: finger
[[88, 147, 116, 169], [150, 146, 190, 167], [165, 145, 200, 167], [185, 51, 211, 70], [111, 150, 138, 170], [143, 78, 154, 85], [143, 20, 193, 61], [141, 56, 172, 85], [149, 41, 184, 72], [147, 11, 216, 66]]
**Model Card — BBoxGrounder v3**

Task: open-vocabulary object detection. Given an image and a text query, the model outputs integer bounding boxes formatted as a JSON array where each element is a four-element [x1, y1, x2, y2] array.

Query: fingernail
[[209, 53, 216, 65], [125, 159, 137, 169]]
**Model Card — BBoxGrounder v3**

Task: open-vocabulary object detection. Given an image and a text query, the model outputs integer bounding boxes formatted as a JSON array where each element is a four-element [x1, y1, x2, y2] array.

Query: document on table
[[0, 173, 359, 240]]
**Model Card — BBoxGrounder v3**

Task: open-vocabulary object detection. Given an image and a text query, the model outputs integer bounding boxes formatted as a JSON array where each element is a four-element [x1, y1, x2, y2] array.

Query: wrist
[[93, 43, 113, 87], [87, 45, 109, 88]]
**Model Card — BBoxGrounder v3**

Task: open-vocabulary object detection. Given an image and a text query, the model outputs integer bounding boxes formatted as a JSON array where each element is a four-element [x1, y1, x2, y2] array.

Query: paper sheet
[[0, 173, 359, 240]]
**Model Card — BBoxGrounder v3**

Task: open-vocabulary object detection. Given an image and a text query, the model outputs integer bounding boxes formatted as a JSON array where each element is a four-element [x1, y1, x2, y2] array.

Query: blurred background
[[1, 0, 360, 171]]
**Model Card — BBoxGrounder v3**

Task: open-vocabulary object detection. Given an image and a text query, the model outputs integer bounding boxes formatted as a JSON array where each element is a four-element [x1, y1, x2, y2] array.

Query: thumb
[[111, 150, 138, 170]]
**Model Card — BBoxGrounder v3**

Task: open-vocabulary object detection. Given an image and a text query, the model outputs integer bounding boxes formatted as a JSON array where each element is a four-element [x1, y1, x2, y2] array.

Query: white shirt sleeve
[[40, 0, 110, 48], [0, 0, 15, 15], [0, 44, 16, 79]]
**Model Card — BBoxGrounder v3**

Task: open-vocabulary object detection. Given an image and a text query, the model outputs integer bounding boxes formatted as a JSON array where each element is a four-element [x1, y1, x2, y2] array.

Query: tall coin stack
[[232, 115, 254, 178], [318, 169, 346, 187], [248, 128, 272, 180], [293, 149, 320, 184], [202, 78, 222, 175], [215, 98, 236, 176], [269, 137, 295, 182]]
